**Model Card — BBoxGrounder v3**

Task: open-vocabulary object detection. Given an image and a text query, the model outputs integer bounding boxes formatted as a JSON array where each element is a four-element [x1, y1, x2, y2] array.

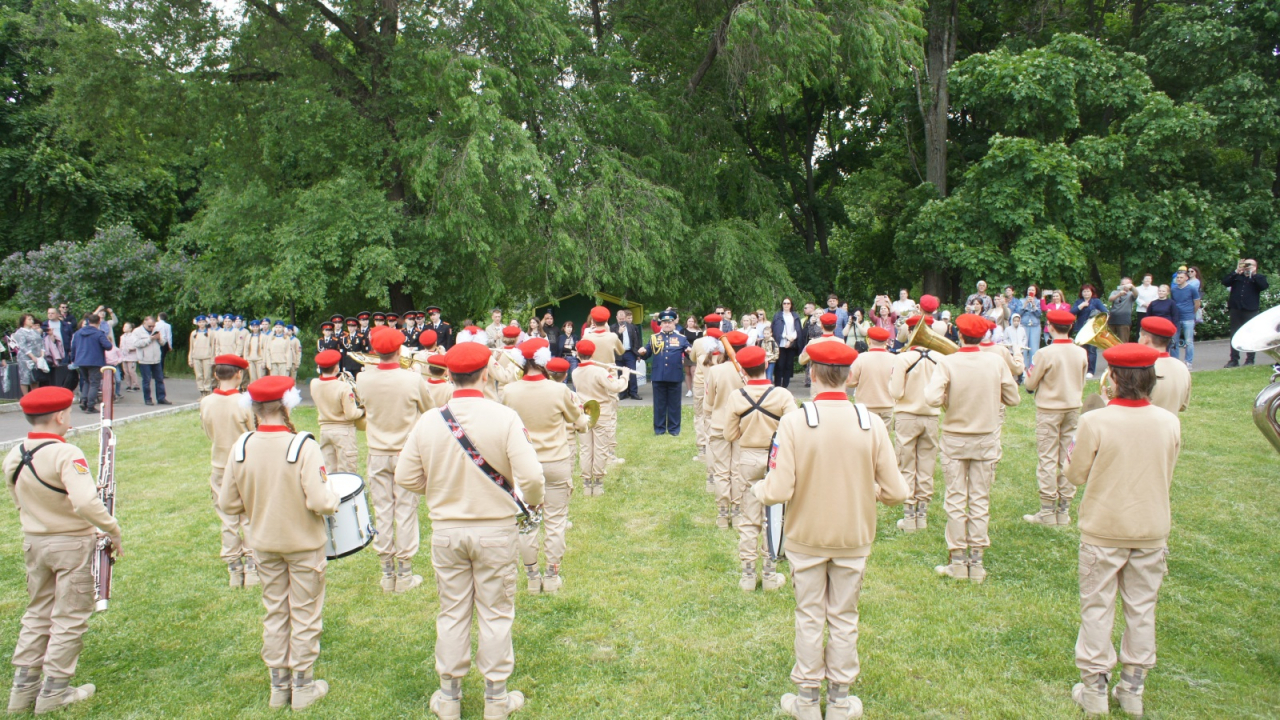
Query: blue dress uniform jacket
[[649, 330, 690, 435]]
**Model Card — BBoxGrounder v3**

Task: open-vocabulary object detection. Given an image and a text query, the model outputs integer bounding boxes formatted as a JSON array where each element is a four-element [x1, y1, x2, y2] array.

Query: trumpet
[[349, 351, 428, 369], [594, 362, 639, 376]]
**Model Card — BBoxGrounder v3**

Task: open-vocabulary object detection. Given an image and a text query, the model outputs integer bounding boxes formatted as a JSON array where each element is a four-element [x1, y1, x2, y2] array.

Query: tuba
[[1231, 305, 1280, 453], [1075, 312, 1122, 411], [906, 316, 958, 355]]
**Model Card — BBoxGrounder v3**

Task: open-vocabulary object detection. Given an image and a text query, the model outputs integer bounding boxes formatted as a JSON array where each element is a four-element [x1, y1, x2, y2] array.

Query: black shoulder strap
[[904, 348, 938, 375], [737, 386, 781, 421], [10, 442, 68, 495], [438, 405, 531, 519]]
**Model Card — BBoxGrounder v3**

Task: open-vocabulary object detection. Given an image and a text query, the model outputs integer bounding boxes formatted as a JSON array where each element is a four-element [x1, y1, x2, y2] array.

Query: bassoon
[[93, 366, 117, 612]]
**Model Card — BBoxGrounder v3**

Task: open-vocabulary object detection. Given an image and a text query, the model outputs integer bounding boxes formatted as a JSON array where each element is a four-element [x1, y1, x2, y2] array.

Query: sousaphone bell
[[1231, 304, 1280, 454], [1075, 312, 1122, 413], [905, 316, 958, 355]]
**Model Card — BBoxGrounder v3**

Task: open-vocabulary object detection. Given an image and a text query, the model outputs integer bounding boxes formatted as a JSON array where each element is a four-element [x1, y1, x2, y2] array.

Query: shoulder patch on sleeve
[[72, 458, 89, 474], [768, 435, 779, 470], [522, 428, 532, 444]]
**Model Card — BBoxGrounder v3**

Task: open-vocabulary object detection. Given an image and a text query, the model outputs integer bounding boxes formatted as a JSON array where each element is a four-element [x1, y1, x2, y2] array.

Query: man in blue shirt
[[645, 309, 691, 436], [825, 294, 849, 340], [71, 313, 112, 412], [1168, 270, 1201, 369]]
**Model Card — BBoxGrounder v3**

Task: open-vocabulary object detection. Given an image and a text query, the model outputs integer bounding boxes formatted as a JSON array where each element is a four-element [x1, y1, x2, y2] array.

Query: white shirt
[[1135, 285, 1159, 312], [780, 312, 797, 347], [154, 318, 172, 348], [1004, 325, 1028, 351], [891, 299, 916, 316], [745, 326, 760, 346]]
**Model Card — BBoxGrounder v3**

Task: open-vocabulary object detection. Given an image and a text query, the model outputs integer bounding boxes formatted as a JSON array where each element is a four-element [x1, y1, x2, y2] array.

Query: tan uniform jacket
[[3, 435, 119, 536], [980, 340, 1025, 377], [395, 393, 546, 527], [199, 391, 254, 470], [1024, 339, 1087, 410], [691, 336, 718, 389], [797, 333, 839, 365], [723, 381, 797, 447], [1150, 354, 1191, 413], [289, 337, 302, 365], [357, 364, 432, 454], [218, 430, 339, 553], [189, 330, 214, 361], [424, 378, 455, 408], [310, 377, 364, 427], [245, 332, 262, 362], [502, 376, 588, 462], [754, 398, 907, 557], [490, 350, 523, 387], [570, 363, 628, 406], [1066, 402, 1180, 548], [267, 335, 293, 365], [236, 328, 249, 356], [704, 362, 746, 433], [889, 348, 941, 416], [848, 348, 896, 410], [585, 328, 623, 364], [213, 328, 240, 357], [925, 347, 1021, 434]]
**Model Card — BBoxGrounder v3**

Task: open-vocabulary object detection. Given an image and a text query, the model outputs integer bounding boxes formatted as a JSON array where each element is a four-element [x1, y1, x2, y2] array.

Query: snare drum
[[764, 503, 785, 561], [323, 473, 375, 559]]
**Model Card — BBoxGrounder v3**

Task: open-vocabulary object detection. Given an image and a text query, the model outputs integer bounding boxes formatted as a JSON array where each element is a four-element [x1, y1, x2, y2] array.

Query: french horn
[[1231, 305, 1280, 454]]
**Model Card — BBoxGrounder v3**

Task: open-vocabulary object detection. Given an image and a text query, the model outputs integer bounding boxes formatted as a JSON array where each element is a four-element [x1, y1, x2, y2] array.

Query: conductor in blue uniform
[[645, 309, 691, 436]]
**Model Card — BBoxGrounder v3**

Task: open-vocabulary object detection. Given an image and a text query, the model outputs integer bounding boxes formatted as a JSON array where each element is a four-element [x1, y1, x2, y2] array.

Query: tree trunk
[[389, 281, 414, 313], [918, 0, 958, 298]]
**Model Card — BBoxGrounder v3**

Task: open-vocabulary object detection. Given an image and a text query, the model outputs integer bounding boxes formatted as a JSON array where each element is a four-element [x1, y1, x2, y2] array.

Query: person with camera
[[1108, 278, 1138, 343], [1222, 259, 1269, 367]]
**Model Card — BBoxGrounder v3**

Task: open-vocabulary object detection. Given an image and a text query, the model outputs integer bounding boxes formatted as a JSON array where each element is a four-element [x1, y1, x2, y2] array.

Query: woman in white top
[[769, 298, 800, 388], [741, 313, 760, 345]]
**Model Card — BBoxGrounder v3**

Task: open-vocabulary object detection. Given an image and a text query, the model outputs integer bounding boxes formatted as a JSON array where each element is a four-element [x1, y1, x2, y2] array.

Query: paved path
[[0, 339, 1250, 447]]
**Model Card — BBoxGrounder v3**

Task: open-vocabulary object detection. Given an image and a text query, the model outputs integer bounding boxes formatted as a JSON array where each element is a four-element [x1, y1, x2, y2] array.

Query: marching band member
[[413, 329, 440, 377], [1138, 317, 1191, 414], [752, 342, 907, 720], [584, 306, 623, 364], [489, 326, 525, 399], [218, 376, 339, 711], [919, 294, 948, 338], [847, 326, 896, 427], [423, 355, 454, 407], [571, 339, 627, 496], [888, 316, 941, 532], [1022, 310, 1087, 526], [979, 321, 1024, 381], [189, 315, 214, 395], [246, 319, 266, 383], [356, 327, 433, 593], [696, 330, 724, 491], [796, 313, 840, 366], [267, 322, 292, 377], [925, 314, 1020, 582], [310, 350, 364, 474], [722, 345, 795, 592], [1064, 343, 1179, 717], [503, 339, 588, 593], [690, 317, 723, 462], [704, 330, 748, 528], [4, 387, 122, 714], [200, 354, 255, 586], [456, 323, 483, 346], [394, 341, 545, 720]]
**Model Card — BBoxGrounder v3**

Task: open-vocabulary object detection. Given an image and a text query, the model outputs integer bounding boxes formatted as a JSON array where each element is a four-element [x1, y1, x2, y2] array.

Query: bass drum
[[323, 473, 375, 559], [764, 503, 785, 561]]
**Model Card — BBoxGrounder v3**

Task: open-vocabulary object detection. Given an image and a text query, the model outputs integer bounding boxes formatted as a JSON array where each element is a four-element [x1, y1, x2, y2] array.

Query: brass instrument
[[349, 351, 428, 369], [905, 316, 958, 355], [1231, 305, 1280, 453], [583, 400, 601, 427], [339, 368, 368, 431], [594, 362, 639, 376], [1076, 312, 1121, 411]]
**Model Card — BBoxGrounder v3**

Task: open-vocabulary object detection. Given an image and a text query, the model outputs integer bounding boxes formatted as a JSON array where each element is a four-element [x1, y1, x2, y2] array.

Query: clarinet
[[93, 366, 118, 612]]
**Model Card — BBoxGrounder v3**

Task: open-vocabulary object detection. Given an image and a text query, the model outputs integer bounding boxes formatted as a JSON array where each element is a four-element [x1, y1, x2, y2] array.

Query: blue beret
[[195, 315, 206, 321], [275, 320, 285, 326]]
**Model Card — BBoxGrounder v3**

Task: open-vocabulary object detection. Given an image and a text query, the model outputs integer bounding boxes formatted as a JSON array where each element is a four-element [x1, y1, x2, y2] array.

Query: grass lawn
[[0, 367, 1277, 718]]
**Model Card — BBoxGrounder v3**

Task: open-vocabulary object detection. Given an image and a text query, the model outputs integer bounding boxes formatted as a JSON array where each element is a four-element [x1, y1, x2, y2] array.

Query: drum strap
[[801, 401, 871, 431], [737, 386, 780, 421], [438, 406, 532, 520], [10, 442, 66, 495], [287, 432, 315, 463], [233, 432, 254, 463], [801, 402, 819, 427], [852, 403, 872, 431], [904, 349, 936, 375]]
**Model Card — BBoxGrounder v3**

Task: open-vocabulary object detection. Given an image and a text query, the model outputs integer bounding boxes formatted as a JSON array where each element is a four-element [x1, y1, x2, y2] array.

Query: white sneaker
[[685, 390, 692, 397], [1086, 372, 1095, 379]]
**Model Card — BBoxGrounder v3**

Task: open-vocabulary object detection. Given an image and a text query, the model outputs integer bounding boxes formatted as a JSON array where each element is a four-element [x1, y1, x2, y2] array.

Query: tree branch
[[303, 0, 374, 55], [686, 0, 744, 98], [243, 0, 372, 105]]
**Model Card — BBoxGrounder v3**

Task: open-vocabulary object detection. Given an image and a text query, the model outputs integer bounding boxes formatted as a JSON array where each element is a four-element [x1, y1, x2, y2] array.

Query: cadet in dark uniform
[[647, 309, 691, 436], [316, 322, 342, 355], [340, 318, 361, 376]]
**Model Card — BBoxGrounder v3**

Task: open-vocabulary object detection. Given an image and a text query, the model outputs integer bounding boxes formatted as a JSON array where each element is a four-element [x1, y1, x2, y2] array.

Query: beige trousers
[[319, 424, 359, 474], [367, 454, 420, 562], [708, 433, 741, 508], [736, 447, 769, 562], [248, 359, 264, 383], [578, 412, 613, 481], [787, 550, 867, 688], [1076, 544, 1167, 676], [869, 407, 893, 434], [431, 526, 518, 683], [940, 432, 1000, 551], [894, 413, 938, 505], [692, 385, 709, 452], [270, 362, 288, 377], [1035, 409, 1079, 503], [12, 534, 95, 678], [257, 547, 326, 672], [518, 457, 573, 568], [600, 405, 619, 462], [210, 468, 249, 562], [192, 358, 212, 393]]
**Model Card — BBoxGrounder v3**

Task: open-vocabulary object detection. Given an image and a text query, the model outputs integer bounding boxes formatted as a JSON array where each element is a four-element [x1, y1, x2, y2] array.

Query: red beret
[[919, 295, 940, 313], [724, 330, 748, 347], [590, 306, 611, 323], [248, 376, 295, 403], [577, 339, 596, 355], [214, 354, 249, 369], [955, 314, 989, 340], [905, 315, 932, 328], [464, 325, 481, 333], [427, 354, 447, 367], [520, 338, 550, 359], [20, 386, 74, 415], [706, 328, 723, 339], [736, 345, 766, 368], [704, 314, 722, 325], [1103, 342, 1160, 368], [820, 312, 838, 325], [420, 329, 438, 347], [986, 318, 998, 331], [501, 325, 521, 339], [867, 327, 891, 342], [445, 342, 491, 374], [370, 328, 406, 354], [546, 357, 571, 373], [1140, 316, 1176, 338], [314, 350, 342, 368], [807, 341, 857, 366], [1046, 309, 1075, 326]]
